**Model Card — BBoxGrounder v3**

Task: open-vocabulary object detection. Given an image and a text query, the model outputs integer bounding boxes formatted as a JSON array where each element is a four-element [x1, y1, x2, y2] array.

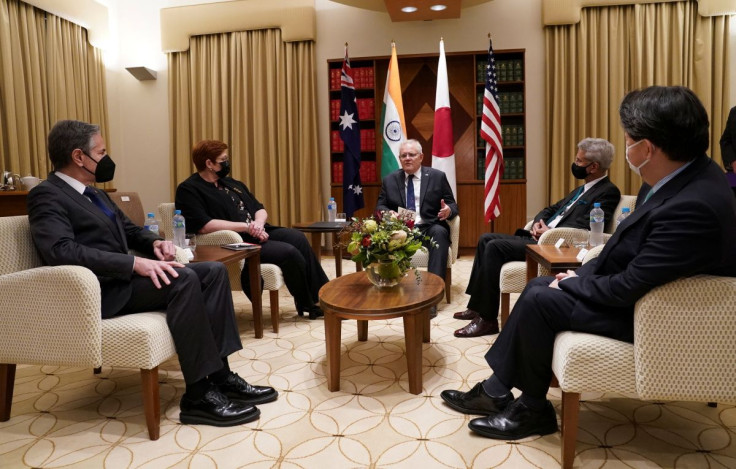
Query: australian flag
[[339, 45, 364, 218]]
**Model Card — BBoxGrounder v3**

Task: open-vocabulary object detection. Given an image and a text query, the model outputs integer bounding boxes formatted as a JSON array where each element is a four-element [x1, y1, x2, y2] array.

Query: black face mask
[[83, 152, 116, 183], [215, 160, 231, 179], [570, 162, 591, 180]]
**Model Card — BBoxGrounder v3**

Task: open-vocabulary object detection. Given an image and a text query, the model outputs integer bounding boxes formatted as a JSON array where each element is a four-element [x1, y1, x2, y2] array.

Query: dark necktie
[[406, 174, 416, 210], [84, 187, 117, 223], [546, 186, 583, 224]]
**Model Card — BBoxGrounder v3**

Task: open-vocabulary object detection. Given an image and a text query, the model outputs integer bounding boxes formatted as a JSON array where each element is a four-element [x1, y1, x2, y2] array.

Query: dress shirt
[[548, 174, 607, 228], [404, 170, 423, 224]]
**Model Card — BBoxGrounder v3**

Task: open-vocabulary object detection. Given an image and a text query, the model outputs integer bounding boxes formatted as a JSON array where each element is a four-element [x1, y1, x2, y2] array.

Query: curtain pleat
[[0, 0, 108, 185], [545, 0, 731, 200], [167, 28, 321, 226]]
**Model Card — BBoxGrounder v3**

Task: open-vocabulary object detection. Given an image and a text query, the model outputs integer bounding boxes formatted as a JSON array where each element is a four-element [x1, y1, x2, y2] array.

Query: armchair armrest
[[196, 230, 242, 245], [0, 266, 102, 367], [634, 275, 736, 404]]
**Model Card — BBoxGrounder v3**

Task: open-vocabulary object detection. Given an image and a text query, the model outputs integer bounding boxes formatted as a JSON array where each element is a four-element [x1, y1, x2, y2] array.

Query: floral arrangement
[[343, 211, 437, 284]]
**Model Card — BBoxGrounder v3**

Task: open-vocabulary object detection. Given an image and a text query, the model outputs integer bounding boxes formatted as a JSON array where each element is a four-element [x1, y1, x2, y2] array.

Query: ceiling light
[[430, 4, 447, 11], [401, 6, 418, 13]]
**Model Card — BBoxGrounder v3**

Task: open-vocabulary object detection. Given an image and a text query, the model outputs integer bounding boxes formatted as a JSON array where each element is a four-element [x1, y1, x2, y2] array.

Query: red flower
[[405, 219, 415, 229], [361, 235, 372, 247], [373, 210, 383, 221]]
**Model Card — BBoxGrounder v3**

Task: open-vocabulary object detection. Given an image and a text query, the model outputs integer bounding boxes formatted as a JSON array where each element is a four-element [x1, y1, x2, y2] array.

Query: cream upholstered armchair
[[158, 203, 285, 334], [410, 215, 460, 302], [0, 216, 185, 440], [552, 246, 736, 468], [499, 195, 637, 327]]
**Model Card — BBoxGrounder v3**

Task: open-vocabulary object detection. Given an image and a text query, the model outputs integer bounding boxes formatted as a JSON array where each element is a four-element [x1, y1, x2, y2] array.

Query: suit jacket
[[533, 176, 621, 230], [27, 172, 161, 318], [376, 166, 458, 229], [559, 155, 736, 342], [720, 106, 736, 170]]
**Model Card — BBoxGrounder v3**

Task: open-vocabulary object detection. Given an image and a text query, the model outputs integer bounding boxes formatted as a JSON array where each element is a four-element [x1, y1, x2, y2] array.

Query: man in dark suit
[[441, 86, 736, 440], [376, 138, 459, 281], [720, 105, 736, 171], [27, 120, 278, 427], [454, 138, 621, 338]]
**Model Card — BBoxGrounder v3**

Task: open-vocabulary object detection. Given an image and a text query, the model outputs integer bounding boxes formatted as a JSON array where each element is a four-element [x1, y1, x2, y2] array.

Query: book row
[[329, 66, 375, 90], [477, 91, 524, 114], [330, 128, 377, 152], [331, 160, 377, 184], [477, 124, 525, 147], [330, 98, 375, 121], [476, 58, 524, 83], [476, 156, 525, 180]]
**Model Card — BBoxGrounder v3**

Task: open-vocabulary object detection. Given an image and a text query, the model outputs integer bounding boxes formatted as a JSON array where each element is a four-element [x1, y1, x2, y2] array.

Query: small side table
[[525, 244, 583, 282], [293, 221, 351, 277]]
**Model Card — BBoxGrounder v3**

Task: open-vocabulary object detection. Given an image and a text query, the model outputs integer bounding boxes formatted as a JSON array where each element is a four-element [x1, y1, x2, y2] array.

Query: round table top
[[319, 270, 444, 318]]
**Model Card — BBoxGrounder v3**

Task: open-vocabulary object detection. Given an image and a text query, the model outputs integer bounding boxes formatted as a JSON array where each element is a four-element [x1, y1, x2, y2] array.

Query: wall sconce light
[[125, 66, 157, 81]]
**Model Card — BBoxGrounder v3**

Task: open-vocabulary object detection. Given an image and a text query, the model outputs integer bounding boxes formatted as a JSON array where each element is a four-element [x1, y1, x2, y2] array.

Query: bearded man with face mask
[[454, 137, 621, 338], [441, 85, 736, 441], [28, 120, 278, 428]]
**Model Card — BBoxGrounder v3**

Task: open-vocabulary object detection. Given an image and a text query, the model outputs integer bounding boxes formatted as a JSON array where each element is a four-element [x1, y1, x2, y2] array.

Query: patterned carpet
[[1, 257, 735, 468]]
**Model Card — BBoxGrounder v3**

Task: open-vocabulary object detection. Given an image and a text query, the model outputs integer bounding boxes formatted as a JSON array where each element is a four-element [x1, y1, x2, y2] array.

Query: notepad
[[222, 242, 259, 251]]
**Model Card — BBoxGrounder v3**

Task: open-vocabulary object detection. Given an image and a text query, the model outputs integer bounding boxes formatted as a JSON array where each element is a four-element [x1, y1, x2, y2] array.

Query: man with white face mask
[[441, 86, 736, 441]]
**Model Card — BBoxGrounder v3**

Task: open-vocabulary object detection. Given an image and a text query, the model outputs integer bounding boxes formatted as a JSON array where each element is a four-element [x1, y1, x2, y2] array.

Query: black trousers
[[417, 223, 451, 279], [465, 232, 536, 320], [240, 226, 329, 311], [116, 262, 242, 384]]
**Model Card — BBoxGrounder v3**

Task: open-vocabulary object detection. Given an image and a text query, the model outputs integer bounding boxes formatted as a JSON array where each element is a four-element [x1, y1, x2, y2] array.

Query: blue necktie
[[406, 174, 416, 211], [84, 187, 117, 223], [546, 186, 583, 224]]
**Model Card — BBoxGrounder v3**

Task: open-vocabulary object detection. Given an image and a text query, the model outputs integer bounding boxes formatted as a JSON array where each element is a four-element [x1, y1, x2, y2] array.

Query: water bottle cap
[[174, 209, 181, 215], [593, 202, 601, 207], [147, 212, 154, 217], [622, 207, 630, 213], [329, 197, 335, 201]]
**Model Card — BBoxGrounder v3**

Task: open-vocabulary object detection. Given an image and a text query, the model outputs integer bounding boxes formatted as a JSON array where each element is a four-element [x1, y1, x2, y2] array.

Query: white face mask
[[625, 140, 648, 176]]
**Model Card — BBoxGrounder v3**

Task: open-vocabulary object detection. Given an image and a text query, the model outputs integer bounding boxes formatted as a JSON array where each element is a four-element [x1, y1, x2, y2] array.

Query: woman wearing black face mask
[[175, 140, 329, 320]]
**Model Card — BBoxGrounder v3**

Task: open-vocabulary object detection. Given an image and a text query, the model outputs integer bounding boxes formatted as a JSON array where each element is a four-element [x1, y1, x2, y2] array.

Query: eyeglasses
[[399, 152, 419, 159]]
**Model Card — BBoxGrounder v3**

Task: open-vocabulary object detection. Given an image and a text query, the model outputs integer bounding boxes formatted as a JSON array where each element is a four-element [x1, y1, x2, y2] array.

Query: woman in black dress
[[176, 140, 328, 319]]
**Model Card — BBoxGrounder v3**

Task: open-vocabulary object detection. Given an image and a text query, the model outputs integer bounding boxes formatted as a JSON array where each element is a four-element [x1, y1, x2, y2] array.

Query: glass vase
[[366, 260, 405, 288]]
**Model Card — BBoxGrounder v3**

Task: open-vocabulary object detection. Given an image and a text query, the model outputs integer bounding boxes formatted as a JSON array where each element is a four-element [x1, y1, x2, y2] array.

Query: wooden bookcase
[[327, 49, 526, 248]]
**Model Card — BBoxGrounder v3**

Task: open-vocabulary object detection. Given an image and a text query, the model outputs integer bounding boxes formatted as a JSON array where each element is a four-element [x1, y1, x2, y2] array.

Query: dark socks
[[209, 358, 232, 384], [481, 375, 511, 398], [519, 393, 547, 411]]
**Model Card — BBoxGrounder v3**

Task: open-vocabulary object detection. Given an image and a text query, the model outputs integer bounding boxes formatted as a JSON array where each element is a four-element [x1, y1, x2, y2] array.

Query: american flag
[[339, 45, 364, 218], [482, 39, 504, 222]]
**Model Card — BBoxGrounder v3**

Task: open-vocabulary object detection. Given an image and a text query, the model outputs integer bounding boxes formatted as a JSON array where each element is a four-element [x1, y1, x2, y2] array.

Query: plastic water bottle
[[589, 202, 605, 246], [143, 212, 159, 236], [615, 207, 631, 230], [172, 209, 186, 248], [327, 197, 337, 222]]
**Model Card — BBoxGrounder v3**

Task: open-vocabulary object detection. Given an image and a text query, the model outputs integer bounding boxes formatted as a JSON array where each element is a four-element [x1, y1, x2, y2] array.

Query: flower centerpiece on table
[[343, 211, 437, 287]]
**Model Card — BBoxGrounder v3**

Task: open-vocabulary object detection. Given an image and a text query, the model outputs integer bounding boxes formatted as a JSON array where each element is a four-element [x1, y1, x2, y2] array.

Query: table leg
[[526, 255, 539, 283], [333, 245, 343, 277], [423, 308, 431, 343], [249, 254, 263, 339], [357, 320, 368, 341], [403, 312, 424, 395], [325, 311, 342, 392], [309, 232, 322, 263]]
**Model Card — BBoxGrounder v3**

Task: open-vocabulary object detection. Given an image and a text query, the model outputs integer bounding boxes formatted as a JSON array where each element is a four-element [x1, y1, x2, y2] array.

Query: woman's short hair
[[577, 138, 614, 170], [619, 86, 709, 162], [192, 140, 228, 171]]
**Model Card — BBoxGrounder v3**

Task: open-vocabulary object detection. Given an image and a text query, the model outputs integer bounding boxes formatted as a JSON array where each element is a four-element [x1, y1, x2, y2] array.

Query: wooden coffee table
[[319, 271, 444, 395], [525, 244, 583, 282]]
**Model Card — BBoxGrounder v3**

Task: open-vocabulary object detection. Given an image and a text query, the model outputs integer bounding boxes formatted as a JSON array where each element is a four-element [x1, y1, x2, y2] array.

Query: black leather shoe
[[468, 398, 558, 440], [454, 317, 499, 337], [180, 387, 260, 427], [216, 372, 279, 405], [453, 309, 479, 320], [297, 305, 324, 320], [440, 382, 513, 415]]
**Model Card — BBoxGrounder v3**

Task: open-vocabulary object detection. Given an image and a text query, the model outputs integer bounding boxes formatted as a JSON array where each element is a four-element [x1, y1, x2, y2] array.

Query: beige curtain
[[168, 28, 321, 226], [0, 0, 108, 183], [545, 1, 731, 200]]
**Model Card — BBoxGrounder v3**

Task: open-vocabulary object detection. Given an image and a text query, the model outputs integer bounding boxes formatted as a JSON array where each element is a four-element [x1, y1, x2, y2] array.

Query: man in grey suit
[[376, 139, 459, 281], [27, 120, 278, 427], [442, 86, 736, 441], [454, 138, 621, 338]]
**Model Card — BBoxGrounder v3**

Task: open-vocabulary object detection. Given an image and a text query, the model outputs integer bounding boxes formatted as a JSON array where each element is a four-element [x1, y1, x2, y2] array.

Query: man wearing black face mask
[[453, 137, 620, 338], [28, 120, 278, 428]]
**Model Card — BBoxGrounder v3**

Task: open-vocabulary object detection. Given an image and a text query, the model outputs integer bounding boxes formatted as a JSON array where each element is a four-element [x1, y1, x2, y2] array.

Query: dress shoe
[[453, 309, 479, 320], [297, 305, 324, 320], [440, 382, 513, 415], [216, 372, 279, 405], [454, 317, 499, 337], [468, 398, 558, 440], [180, 387, 260, 427]]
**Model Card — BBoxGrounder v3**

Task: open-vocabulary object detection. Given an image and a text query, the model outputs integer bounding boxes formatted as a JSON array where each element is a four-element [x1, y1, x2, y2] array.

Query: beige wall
[[49, 0, 736, 218]]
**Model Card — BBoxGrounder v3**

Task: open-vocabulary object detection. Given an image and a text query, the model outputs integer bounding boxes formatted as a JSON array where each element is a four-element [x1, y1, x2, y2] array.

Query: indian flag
[[380, 42, 406, 179]]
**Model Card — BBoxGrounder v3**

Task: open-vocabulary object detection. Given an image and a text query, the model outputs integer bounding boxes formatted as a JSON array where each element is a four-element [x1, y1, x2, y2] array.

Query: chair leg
[[269, 290, 279, 334], [140, 367, 161, 441], [500, 293, 510, 328], [560, 391, 580, 469], [93, 367, 102, 374], [445, 267, 452, 303], [0, 364, 16, 421]]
